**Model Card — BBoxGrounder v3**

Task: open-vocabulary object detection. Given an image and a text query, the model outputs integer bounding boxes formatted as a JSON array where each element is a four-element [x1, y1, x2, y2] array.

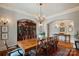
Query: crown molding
[[47, 6, 79, 19], [0, 5, 36, 19], [0, 4, 79, 24], [46, 6, 79, 24]]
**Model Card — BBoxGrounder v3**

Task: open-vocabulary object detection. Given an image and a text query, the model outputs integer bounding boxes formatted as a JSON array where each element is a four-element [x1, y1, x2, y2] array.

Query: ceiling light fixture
[[36, 3, 45, 26], [0, 16, 8, 25]]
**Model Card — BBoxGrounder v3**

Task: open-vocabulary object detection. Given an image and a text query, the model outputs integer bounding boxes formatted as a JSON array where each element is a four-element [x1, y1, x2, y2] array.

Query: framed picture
[[2, 26, 8, 32], [2, 33, 8, 39], [60, 27, 65, 32]]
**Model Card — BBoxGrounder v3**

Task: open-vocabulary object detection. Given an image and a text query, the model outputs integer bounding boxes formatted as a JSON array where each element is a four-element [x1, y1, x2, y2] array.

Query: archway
[[17, 19, 36, 41], [48, 19, 74, 43]]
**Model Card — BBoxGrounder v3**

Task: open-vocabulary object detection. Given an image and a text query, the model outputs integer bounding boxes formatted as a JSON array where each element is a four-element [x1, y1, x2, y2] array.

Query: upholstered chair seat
[[7, 48, 25, 56]]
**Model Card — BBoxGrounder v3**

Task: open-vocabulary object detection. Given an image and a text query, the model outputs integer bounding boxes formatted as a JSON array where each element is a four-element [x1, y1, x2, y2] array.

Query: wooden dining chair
[[75, 41, 79, 50]]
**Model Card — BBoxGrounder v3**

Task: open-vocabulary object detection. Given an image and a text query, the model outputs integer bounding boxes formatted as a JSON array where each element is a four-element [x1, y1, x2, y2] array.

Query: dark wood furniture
[[17, 19, 36, 41], [36, 38, 58, 56], [36, 39, 49, 56], [75, 41, 79, 50]]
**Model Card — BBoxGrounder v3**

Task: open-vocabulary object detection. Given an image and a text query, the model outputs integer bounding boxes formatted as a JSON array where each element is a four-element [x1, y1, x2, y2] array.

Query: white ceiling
[[0, 3, 79, 16], [11, 3, 79, 16], [0, 3, 79, 22]]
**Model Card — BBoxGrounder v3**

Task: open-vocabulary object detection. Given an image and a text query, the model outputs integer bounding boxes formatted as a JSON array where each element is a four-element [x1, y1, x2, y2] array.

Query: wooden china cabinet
[[17, 19, 36, 41]]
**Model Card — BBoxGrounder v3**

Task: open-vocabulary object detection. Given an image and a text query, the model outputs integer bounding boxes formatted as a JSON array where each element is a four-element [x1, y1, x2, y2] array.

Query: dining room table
[[17, 39, 38, 52]]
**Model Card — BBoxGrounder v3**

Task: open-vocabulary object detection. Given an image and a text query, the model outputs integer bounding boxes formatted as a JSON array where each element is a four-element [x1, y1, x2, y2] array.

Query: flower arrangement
[[39, 32, 45, 40], [39, 32, 45, 35]]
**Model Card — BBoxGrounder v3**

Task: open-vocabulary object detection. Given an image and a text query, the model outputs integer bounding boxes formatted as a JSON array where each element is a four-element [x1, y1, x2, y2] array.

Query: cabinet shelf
[[17, 20, 36, 41]]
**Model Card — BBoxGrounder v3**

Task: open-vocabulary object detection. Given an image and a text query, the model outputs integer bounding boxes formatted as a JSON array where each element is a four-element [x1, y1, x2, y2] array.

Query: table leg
[[65, 36, 67, 43], [69, 35, 71, 43]]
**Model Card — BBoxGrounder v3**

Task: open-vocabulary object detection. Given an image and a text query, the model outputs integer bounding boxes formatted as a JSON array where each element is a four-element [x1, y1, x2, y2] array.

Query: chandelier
[[36, 3, 45, 26], [0, 16, 8, 25]]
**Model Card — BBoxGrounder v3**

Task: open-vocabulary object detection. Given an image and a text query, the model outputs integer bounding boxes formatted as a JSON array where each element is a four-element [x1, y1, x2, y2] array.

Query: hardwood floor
[[36, 40, 79, 56], [57, 40, 73, 49], [0, 48, 16, 56], [0, 39, 79, 56], [48, 41, 79, 56], [69, 49, 79, 56]]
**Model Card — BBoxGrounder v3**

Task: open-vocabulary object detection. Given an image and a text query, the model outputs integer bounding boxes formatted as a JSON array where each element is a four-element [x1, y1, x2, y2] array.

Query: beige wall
[[47, 11, 79, 44], [48, 11, 79, 36], [0, 7, 37, 51], [0, 8, 17, 51], [0, 6, 79, 50]]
